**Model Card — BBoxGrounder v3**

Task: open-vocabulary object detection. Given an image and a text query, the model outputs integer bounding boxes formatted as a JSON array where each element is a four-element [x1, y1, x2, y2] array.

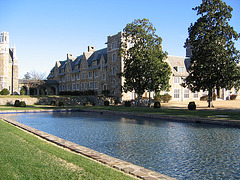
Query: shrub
[[20, 101, 26, 107], [161, 94, 172, 103], [154, 93, 172, 103], [0, 88, 10, 95], [188, 101, 196, 110], [104, 101, 110, 106], [230, 94, 237, 100], [14, 100, 20, 107], [125, 101, 131, 107], [114, 99, 120, 105], [58, 101, 64, 107], [154, 102, 161, 108], [50, 100, 57, 106], [20, 89, 26, 95]]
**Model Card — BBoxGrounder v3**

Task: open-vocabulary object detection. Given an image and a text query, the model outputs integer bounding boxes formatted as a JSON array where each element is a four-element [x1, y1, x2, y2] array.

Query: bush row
[[50, 100, 64, 106], [59, 90, 97, 96]]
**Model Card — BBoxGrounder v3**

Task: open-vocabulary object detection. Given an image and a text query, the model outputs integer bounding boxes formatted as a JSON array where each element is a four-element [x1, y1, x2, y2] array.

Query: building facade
[[48, 32, 238, 102], [0, 31, 19, 94], [48, 32, 133, 101]]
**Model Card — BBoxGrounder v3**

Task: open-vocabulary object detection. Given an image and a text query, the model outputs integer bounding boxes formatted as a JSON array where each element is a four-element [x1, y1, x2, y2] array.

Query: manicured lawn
[[0, 120, 134, 180], [0, 104, 239, 121]]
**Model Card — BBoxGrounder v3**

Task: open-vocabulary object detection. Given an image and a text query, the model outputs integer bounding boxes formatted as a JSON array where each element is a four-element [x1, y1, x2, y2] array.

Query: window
[[82, 62, 86, 69], [72, 84, 76, 90], [112, 79, 116, 88], [103, 84, 107, 90], [184, 89, 189, 98], [111, 42, 117, 49], [67, 75, 70, 81], [62, 85, 65, 91], [102, 73, 106, 80], [67, 84, 70, 91], [76, 84, 79, 90], [85, 83, 88, 90], [174, 89, 180, 99], [71, 75, 75, 81], [112, 54, 116, 62], [173, 77, 180, 84], [178, 66, 184, 73], [82, 72, 86, 79], [76, 74, 80, 80], [89, 82, 93, 89], [62, 77, 65, 82], [94, 82, 98, 89], [101, 62, 104, 70], [59, 85, 62, 91], [193, 92, 198, 99], [112, 67, 116, 75], [94, 71, 99, 78], [88, 72, 93, 79]]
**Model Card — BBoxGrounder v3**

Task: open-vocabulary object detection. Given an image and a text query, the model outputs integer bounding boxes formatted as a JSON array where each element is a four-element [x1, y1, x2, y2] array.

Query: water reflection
[[2, 111, 240, 179]]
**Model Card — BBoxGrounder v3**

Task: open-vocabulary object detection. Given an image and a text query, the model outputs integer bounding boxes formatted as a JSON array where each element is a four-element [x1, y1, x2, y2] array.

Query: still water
[[3, 111, 240, 179]]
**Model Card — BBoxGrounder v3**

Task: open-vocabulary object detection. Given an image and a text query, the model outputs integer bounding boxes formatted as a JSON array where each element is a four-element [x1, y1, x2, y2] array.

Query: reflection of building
[[48, 32, 239, 101], [0, 31, 18, 94]]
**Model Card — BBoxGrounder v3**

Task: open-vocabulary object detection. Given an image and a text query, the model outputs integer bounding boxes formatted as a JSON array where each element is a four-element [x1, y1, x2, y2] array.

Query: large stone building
[[48, 32, 238, 102], [48, 32, 133, 101], [0, 31, 18, 94]]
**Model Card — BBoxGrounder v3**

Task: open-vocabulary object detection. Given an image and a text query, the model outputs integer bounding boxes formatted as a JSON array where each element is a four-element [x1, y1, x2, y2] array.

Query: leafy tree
[[120, 19, 171, 103], [184, 0, 240, 107]]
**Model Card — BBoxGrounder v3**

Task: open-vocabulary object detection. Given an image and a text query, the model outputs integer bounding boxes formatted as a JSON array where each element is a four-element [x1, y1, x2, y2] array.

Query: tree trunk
[[208, 88, 214, 108]]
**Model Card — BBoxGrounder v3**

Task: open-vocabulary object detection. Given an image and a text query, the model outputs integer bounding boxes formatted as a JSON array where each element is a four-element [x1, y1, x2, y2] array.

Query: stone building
[[0, 31, 18, 94], [48, 32, 134, 102], [48, 32, 238, 102]]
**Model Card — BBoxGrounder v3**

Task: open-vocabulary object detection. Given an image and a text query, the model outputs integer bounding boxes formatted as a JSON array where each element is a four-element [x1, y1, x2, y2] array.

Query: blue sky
[[0, 0, 239, 78]]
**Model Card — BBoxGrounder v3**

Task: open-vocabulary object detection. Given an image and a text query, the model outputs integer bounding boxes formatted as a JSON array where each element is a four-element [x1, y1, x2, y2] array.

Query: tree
[[23, 71, 46, 88], [184, 0, 240, 107], [120, 19, 171, 104]]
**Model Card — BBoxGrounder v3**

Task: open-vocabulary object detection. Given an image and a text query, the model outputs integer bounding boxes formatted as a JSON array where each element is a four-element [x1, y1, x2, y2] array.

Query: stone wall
[[0, 96, 106, 106]]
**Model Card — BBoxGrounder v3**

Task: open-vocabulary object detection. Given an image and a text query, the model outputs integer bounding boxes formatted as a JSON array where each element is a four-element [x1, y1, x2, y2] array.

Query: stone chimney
[[88, 46, 95, 52]]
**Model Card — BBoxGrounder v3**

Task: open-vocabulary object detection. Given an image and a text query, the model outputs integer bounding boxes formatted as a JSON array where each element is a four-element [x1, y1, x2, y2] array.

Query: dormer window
[[178, 66, 184, 73]]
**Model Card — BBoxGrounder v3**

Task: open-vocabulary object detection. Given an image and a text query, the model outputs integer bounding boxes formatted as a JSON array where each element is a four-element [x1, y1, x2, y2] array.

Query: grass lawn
[[0, 119, 134, 180], [0, 104, 240, 121]]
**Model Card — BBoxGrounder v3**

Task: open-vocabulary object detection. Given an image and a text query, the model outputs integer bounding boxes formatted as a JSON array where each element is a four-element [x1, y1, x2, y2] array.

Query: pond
[[2, 111, 240, 179]]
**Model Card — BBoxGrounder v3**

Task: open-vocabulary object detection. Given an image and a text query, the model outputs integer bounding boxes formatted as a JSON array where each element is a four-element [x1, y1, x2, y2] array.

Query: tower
[[0, 31, 19, 94]]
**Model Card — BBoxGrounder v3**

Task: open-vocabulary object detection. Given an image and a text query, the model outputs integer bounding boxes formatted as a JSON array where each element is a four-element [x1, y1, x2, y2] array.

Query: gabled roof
[[87, 48, 107, 67], [167, 55, 191, 76]]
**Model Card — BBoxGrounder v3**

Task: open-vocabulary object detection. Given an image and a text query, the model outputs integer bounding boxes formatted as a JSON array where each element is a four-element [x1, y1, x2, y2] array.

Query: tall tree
[[184, 0, 240, 107], [120, 19, 171, 103]]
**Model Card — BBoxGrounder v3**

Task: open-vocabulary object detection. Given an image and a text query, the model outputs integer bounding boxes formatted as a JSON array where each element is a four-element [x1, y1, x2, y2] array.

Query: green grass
[[0, 104, 239, 121], [0, 119, 134, 180], [79, 106, 240, 121]]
